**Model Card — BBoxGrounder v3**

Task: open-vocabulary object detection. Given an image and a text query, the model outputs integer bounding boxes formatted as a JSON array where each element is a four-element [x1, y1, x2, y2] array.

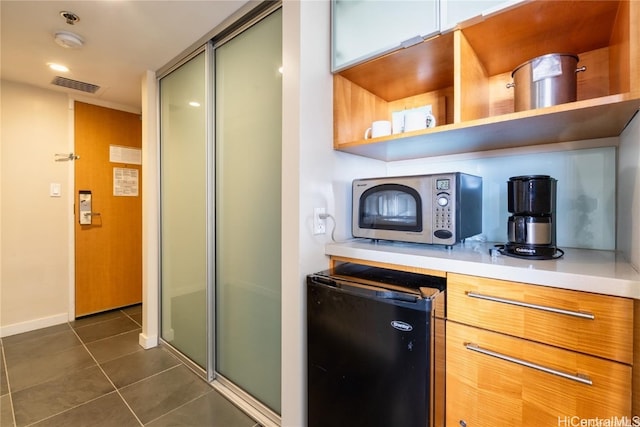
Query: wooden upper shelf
[[332, 0, 639, 161], [462, 0, 622, 76], [337, 31, 454, 102], [335, 0, 623, 102], [337, 95, 640, 161]]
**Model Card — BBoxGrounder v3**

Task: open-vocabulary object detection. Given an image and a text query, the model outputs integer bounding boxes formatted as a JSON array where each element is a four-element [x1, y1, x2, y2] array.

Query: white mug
[[364, 120, 392, 139], [426, 112, 436, 128], [404, 111, 436, 132]]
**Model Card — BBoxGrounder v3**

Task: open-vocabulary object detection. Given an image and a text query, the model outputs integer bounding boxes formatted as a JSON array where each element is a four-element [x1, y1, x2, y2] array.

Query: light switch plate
[[50, 183, 61, 197]]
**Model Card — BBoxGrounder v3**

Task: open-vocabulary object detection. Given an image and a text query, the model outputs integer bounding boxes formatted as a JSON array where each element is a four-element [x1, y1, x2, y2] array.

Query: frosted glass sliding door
[[214, 9, 282, 413], [159, 51, 208, 368]]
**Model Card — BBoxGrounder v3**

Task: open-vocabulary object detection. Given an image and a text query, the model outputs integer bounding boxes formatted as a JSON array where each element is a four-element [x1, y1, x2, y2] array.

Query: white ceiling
[[1, 0, 250, 110]]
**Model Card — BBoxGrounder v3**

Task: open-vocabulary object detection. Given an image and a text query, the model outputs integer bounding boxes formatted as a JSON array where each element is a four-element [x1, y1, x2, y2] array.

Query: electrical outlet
[[314, 207, 326, 235]]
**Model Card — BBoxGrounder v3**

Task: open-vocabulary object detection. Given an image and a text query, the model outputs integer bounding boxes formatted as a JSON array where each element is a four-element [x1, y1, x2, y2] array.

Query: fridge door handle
[[309, 275, 420, 303], [376, 289, 418, 302], [338, 283, 418, 302]]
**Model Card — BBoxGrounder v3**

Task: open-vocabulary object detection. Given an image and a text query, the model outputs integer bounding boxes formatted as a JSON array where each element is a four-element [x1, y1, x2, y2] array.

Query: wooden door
[[74, 101, 142, 317]]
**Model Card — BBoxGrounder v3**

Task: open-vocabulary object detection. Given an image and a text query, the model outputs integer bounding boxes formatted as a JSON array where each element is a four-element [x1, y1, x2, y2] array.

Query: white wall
[[0, 80, 71, 335], [0, 80, 142, 337], [140, 70, 158, 349], [281, 1, 385, 425], [618, 112, 640, 270], [387, 141, 618, 250]]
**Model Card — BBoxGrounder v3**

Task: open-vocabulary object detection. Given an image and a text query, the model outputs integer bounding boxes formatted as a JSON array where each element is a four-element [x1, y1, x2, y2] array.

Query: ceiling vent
[[51, 76, 100, 94]]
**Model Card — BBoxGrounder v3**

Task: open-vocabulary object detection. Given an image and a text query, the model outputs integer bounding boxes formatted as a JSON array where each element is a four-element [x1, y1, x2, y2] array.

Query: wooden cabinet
[[446, 273, 634, 426], [331, 0, 439, 72], [447, 322, 632, 427], [634, 299, 640, 416], [333, 0, 640, 161], [447, 273, 634, 363], [440, 0, 522, 32]]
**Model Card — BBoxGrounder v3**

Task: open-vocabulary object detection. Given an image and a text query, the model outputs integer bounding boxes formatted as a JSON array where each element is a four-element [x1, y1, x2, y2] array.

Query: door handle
[[78, 190, 101, 225], [79, 190, 92, 225]]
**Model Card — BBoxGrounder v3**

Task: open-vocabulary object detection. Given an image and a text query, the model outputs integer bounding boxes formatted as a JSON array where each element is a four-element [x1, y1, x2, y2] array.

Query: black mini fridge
[[307, 263, 446, 427]]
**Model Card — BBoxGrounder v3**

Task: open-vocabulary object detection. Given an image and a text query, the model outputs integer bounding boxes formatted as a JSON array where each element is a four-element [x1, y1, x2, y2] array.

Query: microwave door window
[[360, 185, 422, 231]]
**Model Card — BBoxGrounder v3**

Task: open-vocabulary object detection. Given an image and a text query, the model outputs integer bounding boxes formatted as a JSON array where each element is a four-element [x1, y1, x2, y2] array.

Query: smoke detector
[[54, 31, 84, 49]]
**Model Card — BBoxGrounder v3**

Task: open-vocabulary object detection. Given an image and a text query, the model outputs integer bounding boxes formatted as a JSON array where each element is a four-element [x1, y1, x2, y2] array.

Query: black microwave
[[352, 173, 482, 245]]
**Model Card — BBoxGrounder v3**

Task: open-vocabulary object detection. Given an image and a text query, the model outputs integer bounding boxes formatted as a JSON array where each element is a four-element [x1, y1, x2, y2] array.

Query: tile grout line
[[1, 344, 18, 427], [4, 339, 97, 396], [142, 388, 214, 425], [22, 391, 121, 427], [120, 309, 142, 328], [117, 363, 184, 391], [69, 323, 145, 427], [5, 308, 145, 427], [79, 327, 141, 348], [87, 347, 143, 366], [72, 307, 141, 356], [72, 314, 129, 331], [6, 309, 261, 427], [73, 313, 192, 424], [72, 305, 141, 332], [12, 363, 120, 426]]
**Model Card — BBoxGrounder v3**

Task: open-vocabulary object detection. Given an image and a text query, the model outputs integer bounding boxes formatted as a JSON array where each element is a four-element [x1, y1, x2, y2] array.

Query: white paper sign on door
[[113, 167, 139, 196], [110, 145, 142, 165]]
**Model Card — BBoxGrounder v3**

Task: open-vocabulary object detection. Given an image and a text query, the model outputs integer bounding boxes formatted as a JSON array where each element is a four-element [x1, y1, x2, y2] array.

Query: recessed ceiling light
[[54, 31, 84, 49], [48, 63, 69, 72], [188, 101, 201, 107]]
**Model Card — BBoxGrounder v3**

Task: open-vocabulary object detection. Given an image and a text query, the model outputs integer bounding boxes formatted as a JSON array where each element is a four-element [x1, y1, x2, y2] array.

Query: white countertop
[[325, 239, 640, 299]]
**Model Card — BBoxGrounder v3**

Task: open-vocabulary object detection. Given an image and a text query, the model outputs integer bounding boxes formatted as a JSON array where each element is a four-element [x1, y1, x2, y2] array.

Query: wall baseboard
[[0, 313, 69, 338], [138, 332, 158, 349]]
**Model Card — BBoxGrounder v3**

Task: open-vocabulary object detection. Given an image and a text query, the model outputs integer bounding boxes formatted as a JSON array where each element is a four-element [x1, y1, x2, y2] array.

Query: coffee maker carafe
[[504, 175, 562, 259]]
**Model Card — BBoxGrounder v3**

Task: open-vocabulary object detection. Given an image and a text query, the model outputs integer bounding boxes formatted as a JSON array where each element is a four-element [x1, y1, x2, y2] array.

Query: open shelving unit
[[333, 0, 640, 161]]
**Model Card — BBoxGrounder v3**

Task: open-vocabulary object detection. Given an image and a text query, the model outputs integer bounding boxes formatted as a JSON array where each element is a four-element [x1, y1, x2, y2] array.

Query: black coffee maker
[[504, 175, 562, 259]]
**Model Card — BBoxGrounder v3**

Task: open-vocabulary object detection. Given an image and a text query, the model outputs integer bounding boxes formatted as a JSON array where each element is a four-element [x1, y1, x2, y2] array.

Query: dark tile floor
[[0, 305, 260, 427]]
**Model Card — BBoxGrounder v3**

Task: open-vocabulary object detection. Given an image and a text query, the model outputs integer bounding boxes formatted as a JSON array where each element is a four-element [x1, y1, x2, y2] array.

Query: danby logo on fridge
[[390, 320, 413, 332]]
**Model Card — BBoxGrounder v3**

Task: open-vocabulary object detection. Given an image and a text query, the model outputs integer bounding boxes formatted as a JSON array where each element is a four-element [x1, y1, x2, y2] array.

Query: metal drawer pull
[[465, 343, 593, 386], [466, 292, 595, 320]]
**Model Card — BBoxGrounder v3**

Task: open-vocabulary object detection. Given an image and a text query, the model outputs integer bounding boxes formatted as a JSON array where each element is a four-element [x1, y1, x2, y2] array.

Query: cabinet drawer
[[447, 273, 633, 363], [446, 322, 632, 427]]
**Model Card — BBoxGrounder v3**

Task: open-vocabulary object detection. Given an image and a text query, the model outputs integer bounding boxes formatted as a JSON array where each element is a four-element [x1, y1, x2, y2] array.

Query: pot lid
[[511, 53, 579, 77]]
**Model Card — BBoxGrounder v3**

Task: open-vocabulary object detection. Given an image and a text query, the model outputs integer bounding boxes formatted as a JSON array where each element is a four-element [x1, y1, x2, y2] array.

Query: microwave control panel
[[432, 177, 455, 244]]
